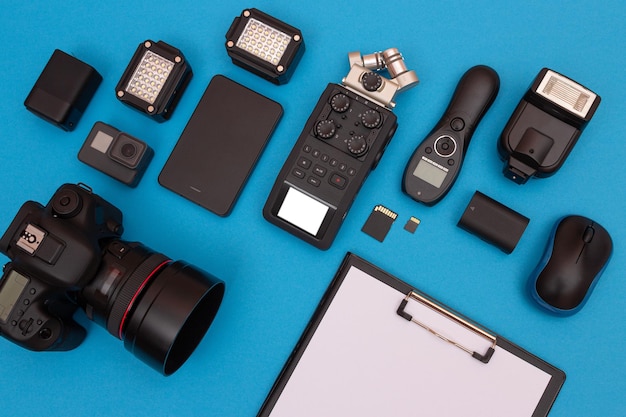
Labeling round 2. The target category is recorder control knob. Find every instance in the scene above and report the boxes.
[361,72,382,92]
[361,109,381,128]
[330,94,350,112]
[315,120,336,139]
[347,135,368,156]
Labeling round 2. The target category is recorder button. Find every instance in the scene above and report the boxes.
[330,94,350,113]
[313,165,327,177]
[347,135,368,156]
[292,168,305,179]
[450,117,465,131]
[329,173,347,190]
[362,72,382,91]
[315,120,336,139]
[297,157,312,169]
[361,109,381,129]
[307,176,321,187]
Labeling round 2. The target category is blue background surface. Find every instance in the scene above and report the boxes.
[1,1,624,415]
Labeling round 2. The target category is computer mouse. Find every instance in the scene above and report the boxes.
[528,215,613,315]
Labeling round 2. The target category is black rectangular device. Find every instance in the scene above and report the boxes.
[159,75,283,216]
[263,49,419,249]
[24,49,102,131]
[457,191,530,254]
[78,122,154,187]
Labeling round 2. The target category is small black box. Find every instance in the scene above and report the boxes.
[457,191,530,254]
[24,49,102,131]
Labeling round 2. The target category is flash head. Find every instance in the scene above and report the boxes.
[343,48,419,108]
[225,8,304,84]
[115,40,192,122]
[498,68,600,184]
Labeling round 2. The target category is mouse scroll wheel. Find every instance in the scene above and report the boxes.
[583,226,595,243]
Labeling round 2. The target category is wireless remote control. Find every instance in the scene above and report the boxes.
[403,65,499,205]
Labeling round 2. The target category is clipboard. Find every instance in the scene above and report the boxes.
[257,253,565,417]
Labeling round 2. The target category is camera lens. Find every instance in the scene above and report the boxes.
[108,134,146,169]
[120,143,137,158]
[79,241,225,375]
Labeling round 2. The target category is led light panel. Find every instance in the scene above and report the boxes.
[236,18,291,66]
[226,8,304,84]
[125,51,174,104]
[115,40,192,122]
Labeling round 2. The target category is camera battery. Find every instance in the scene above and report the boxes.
[457,191,529,254]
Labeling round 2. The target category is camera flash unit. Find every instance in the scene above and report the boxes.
[225,8,304,84]
[115,40,192,122]
[498,68,600,184]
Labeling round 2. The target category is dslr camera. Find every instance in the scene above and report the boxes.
[78,122,154,187]
[0,183,225,375]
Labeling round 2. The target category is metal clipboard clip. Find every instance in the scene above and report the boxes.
[396,291,497,363]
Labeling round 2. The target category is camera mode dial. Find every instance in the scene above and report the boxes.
[51,189,82,219]
[361,72,383,92]
[347,135,368,156]
[315,119,336,139]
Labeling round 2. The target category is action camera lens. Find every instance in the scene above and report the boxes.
[121,143,137,158]
[79,241,225,375]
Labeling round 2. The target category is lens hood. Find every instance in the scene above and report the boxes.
[122,261,225,375]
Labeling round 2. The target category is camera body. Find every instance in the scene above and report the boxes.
[78,122,154,187]
[0,183,225,375]
[263,48,418,249]
[0,183,123,351]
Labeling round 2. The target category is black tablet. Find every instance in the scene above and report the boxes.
[159,75,283,216]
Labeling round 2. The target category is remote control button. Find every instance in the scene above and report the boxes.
[338,163,347,171]
[330,93,350,112]
[434,135,457,157]
[448,159,455,166]
[361,72,382,91]
[303,145,312,153]
[450,117,465,131]
[312,149,321,158]
[321,154,330,162]
[315,120,336,139]
[347,167,357,176]
[347,135,368,156]
[329,173,348,189]
[425,147,432,154]
[361,109,381,128]
[329,159,338,167]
